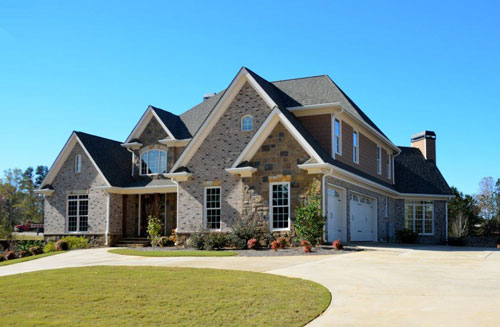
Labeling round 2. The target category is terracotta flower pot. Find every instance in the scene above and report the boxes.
[303,245,312,253]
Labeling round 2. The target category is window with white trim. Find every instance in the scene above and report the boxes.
[353,130,359,164]
[74,154,82,174]
[67,194,88,232]
[333,118,342,155]
[270,182,290,230]
[376,146,382,174]
[386,154,391,179]
[204,187,221,230]
[241,115,253,131]
[140,149,167,175]
[405,200,433,235]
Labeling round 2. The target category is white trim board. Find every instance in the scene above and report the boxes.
[171,67,278,172]
[40,132,111,188]
[125,106,176,143]
[232,107,324,168]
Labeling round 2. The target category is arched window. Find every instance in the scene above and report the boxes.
[241,115,253,131]
[74,154,82,173]
[140,149,167,175]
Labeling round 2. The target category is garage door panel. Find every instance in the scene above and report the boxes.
[350,194,376,242]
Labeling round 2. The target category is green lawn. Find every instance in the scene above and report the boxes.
[1,266,330,327]
[109,248,238,257]
[0,252,62,267]
[10,233,44,241]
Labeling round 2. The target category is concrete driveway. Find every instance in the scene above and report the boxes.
[1,245,499,326]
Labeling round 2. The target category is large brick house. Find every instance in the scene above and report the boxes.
[37,67,453,246]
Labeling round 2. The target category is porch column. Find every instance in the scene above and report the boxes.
[137,194,141,237]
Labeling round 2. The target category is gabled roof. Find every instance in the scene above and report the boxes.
[179,92,224,137]
[150,106,192,139]
[394,147,452,195]
[75,132,135,187]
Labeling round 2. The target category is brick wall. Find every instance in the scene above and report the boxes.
[44,143,108,236]
[176,82,272,233]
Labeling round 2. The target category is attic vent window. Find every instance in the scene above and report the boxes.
[74,154,82,174]
[140,150,167,175]
[241,115,253,131]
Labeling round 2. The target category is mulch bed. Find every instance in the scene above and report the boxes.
[128,245,361,256]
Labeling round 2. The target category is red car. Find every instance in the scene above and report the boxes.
[14,222,44,233]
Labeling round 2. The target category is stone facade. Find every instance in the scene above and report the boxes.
[176,82,272,232]
[243,122,321,235]
[44,143,108,237]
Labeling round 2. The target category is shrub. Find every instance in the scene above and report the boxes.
[189,231,208,250]
[156,236,175,248]
[147,216,162,244]
[271,240,279,251]
[229,215,268,249]
[396,229,418,244]
[16,241,43,256]
[55,239,69,251]
[4,251,16,260]
[276,236,287,249]
[0,256,5,262]
[43,242,56,253]
[205,233,229,251]
[448,237,466,246]
[61,236,89,249]
[332,240,343,250]
[29,246,43,256]
[247,238,258,250]
[294,182,325,246]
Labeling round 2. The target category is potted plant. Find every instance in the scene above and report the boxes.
[301,240,312,253]
[332,239,343,250]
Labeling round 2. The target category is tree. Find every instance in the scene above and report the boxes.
[294,181,325,246]
[34,165,48,187]
[476,177,497,220]
[448,186,480,236]
[0,169,24,226]
[19,167,43,223]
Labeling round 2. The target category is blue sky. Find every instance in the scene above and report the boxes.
[0,1,499,195]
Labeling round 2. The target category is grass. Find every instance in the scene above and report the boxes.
[1,266,331,327]
[109,248,238,257]
[0,252,62,267]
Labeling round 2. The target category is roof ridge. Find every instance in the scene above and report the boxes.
[74,131,122,144]
[149,105,178,116]
[271,74,329,83]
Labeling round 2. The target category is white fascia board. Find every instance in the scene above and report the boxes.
[287,102,343,116]
[171,68,277,172]
[232,108,324,168]
[165,172,192,182]
[394,193,455,200]
[159,138,191,147]
[225,167,257,177]
[121,142,143,149]
[34,189,55,196]
[297,163,331,174]
[125,106,176,143]
[39,133,111,188]
[98,185,178,194]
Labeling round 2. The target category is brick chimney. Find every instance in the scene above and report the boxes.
[411,131,436,162]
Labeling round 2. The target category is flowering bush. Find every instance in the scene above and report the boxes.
[247,238,258,250]
[301,240,312,253]
[300,240,309,246]
[276,236,287,248]
[271,240,279,251]
[332,240,343,250]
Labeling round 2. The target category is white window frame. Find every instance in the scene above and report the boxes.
[352,129,359,164]
[405,200,434,235]
[140,149,168,176]
[74,154,82,174]
[376,146,382,175]
[386,153,391,179]
[241,115,253,131]
[66,194,89,233]
[204,186,221,231]
[269,182,291,231]
[332,116,342,156]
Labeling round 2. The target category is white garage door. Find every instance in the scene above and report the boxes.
[350,193,376,241]
[327,187,346,243]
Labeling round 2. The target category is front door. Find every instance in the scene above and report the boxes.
[327,186,346,242]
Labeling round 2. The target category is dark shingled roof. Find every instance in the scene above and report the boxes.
[125,176,176,188]
[394,147,451,195]
[149,106,192,139]
[179,91,225,137]
[75,131,135,187]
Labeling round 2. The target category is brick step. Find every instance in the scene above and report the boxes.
[114,238,150,247]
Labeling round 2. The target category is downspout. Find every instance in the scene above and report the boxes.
[105,191,110,246]
[322,167,334,242]
[445,201,449,244]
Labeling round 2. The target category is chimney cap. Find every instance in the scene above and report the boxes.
[203,93,216,101]
[411,130,436,142]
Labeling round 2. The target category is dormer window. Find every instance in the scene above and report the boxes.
[241,115,253,131]
[140,149,167,175]
[74,154,82,173]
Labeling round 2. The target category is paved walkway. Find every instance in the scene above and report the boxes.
[1,245,500,326]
